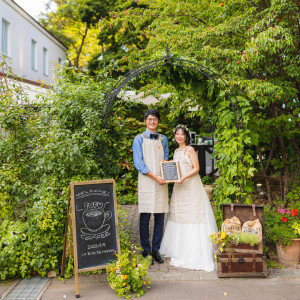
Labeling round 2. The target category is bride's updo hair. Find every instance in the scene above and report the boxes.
[174,125,191,145]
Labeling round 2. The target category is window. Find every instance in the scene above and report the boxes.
[2,19,9,55]
[43,47,48,76]
[31,39,37,70]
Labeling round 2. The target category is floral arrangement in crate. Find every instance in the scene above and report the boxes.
[265,206,299,246]
[106,245,152,298]
[210,215,262,256]
[210,231,260,254]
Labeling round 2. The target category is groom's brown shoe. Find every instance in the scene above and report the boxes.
[152,250,164,264]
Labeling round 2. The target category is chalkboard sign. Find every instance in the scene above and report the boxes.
[69,179,120,297]
[160,161,181,182]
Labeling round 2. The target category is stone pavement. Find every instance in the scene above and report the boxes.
[39,269,300,300]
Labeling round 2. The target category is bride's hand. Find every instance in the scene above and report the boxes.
[176,177,185,184]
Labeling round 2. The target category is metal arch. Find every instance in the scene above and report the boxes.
[100,46,245,196]
[103,58,169,122]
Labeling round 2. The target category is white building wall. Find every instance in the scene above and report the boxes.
[0,0,67,85]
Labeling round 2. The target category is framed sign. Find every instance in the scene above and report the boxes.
[69,179,120,298]
[160,161,181,182]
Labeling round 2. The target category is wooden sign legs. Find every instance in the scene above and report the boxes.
[61,199,70,277]
[61,193,80,297]
[75,268,80,298]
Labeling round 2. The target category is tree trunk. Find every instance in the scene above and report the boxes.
[290,137,300,158]
[256,146,273,207]
[278,134,290,206]
[265,138,276,174]
[74,25,89,70]
[279,169,284,202]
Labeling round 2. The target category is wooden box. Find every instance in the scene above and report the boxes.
[216,204,267,278]
[217,252,267,277]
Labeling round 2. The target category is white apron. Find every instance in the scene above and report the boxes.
[169,148,208,223]
[160,147,218,271]
[138,132,169,213]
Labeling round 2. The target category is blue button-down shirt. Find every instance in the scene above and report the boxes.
[132,129,169,175]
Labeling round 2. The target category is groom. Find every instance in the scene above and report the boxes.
[132,109,169,264]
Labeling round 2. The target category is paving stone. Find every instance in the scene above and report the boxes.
[149,264,160,271]
[197,270,218,280]
[161,271,182,281]
[181,271,200,280]
[159,266,169,272]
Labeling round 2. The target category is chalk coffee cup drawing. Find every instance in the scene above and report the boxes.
[78,202,112,235]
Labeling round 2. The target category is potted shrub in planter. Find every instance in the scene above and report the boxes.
[265,207,300,264]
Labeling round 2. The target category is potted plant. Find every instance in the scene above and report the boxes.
[265,206,300,264]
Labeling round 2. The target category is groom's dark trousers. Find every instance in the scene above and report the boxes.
[140,213,164,252]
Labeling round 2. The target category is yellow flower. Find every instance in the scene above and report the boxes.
[132,263,136,267]
[120,257,123,261]
[122,275,128,280]
[221,232,227,240]
[143,281,146,285]
[110,267,113,272]
[123,282,126,286]
[133,258,136,261]
[119,263,123,267]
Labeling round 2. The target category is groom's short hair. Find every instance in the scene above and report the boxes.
[144,109,160,121]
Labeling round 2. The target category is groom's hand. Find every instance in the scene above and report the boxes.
[155,176,167,185]
[146,171,167,185]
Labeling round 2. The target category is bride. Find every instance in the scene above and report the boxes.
[160,125,218,271]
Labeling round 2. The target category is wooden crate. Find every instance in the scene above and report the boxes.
[216,204,267,277]
[217,252,267,278]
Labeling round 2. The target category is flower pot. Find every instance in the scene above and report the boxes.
[276,239,300,264]
[204,185,215,201]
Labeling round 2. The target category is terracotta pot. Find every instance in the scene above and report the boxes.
[276,239,300,264]
[204,185,215,201]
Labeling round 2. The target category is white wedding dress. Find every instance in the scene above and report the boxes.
[160,147,218,271]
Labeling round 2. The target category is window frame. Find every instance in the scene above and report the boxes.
[31,39,37,71]
[2,18,10,56]
[43,47,48,76]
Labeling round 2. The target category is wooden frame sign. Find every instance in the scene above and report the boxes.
[70,179,120,298]
[160,161,181,182]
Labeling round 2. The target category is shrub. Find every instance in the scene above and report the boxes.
[106,245,152,298]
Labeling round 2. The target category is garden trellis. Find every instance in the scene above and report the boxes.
[100,45,246,200]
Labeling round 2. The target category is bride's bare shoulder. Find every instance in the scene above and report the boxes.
[186,146,195,152]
